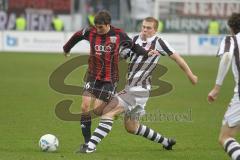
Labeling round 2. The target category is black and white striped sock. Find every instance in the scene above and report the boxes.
[87,118,113,149]
[135,124,169,146]
[224,138,240,160]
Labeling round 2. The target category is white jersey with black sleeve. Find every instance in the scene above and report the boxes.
[117,34,176,116]
[216,33,240,95]
[126,35,175,90]
[216,33,240,128]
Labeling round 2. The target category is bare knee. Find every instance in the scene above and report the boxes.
[125,124,137,134]
[81,102,90,113]
[81,91,96,113]
[81,97,91,113]
[124,119,139,134]
[102,101,124,119]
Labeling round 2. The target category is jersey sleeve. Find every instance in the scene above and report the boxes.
[155,38,175,56]
[215,36,235,85]
[217,36,233,57]
[119,32,148,56]
[215,51,233,86]
[63,28,89,53]
[119,35,139,59]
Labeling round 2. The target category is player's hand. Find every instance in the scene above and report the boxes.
[207,85,220,103]
[189,74,198,85]
[148,50,160,56]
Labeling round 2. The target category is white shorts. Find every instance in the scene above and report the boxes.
[116,86,149,118]
[222,93,240,127]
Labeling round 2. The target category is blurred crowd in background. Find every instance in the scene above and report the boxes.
[0,0,239,34]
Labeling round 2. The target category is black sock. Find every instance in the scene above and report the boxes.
[80,114,92,143]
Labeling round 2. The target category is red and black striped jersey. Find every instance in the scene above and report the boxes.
[63,26,148,82]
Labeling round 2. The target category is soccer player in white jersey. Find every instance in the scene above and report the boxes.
[208,13,240,160]
[79,17,198,153]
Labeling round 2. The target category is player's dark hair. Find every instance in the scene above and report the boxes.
[144,17,159,31]
[228,13,240,34]
[94,10,111,25]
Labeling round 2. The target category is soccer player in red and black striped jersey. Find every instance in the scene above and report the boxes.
[63,10,157,147]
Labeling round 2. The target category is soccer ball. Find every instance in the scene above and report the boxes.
[39,134,59,152]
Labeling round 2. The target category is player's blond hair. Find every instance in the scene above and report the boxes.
[143,17,159,31]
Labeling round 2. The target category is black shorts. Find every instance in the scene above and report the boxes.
[83,79,117,103]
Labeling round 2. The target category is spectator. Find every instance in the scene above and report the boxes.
[87,8,95,27]
[158,20,164,33]
[15,14,26,31]
[52,15,64,31]
[208,18,220,35]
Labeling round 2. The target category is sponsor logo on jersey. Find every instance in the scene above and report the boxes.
[110,36,117,43]
[94,43,115,53]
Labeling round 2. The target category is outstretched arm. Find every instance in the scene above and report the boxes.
[208,52,233,103]
[170,53,198,85]
[63,29,87,57]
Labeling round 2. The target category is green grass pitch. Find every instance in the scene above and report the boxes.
[0,52,235,160]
